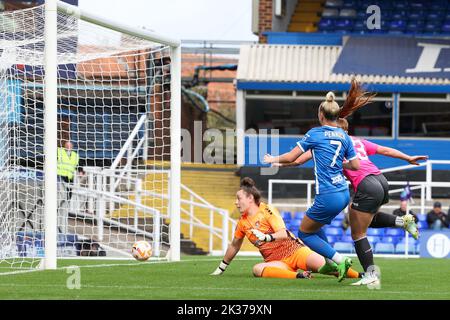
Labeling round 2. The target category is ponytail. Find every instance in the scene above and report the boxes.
[339,77,376,119]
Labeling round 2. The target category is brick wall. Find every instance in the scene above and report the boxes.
[258,0,273,43]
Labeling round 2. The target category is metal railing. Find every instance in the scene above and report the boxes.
[69,167,232,256]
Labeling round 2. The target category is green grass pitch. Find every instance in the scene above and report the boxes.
[0,256,449,300]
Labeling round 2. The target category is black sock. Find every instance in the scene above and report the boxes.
[369,212,396,228]
[354,237,374,272]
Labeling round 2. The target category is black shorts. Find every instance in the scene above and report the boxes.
[351,174,389,214]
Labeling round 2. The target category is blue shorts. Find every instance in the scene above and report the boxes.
[306,189,350,225]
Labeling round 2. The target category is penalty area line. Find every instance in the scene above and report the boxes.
[0,269,41,276]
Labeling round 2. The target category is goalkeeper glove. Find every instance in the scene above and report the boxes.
[210,260,229,276]
[250,229,275,242]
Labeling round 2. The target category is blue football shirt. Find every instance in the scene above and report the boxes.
[297,125,357,194]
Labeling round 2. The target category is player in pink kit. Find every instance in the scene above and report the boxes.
[271,79,428,287]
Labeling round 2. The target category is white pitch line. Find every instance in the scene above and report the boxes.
[0,269,41,276]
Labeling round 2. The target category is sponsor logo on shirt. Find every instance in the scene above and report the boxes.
[331,174,344,185]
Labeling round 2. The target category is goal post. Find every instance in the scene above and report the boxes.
[43,0,58,270]
[54,1,182,265]
[0,0,181,271]
[56,1,182,265]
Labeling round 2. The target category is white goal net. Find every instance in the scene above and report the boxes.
[0,2,180,270]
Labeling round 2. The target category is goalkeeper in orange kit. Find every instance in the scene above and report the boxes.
[211,177,362,281]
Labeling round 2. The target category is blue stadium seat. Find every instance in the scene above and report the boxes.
[327,235,338,245]
[352,20,366,32]
[330,220,343,228]
[417,214,427,222]
[326,227,343,237]
[385,228,403,237]
[335,19,354,31]
[390,10,407,19]
[397,237,418,247]
[417,221,428,229]
[367,229,383,236]
[375,243,395,254]
[392,1,409,10]
[293,211,304,220]
[318,18,335,31]
[395,243,416,254]
[380,10,393,21]
[424,22,441,34]
[389,19,407,31]
[342,0,356,9]
[336,212,345,220]
[322,8,340,19]
[282,211,292,222]
[344,227,352,236]
[358,0,373,8]
[289,219,301,232]
[426,11,445,21]
[430,3,448,11]
[367,236,381,245]
[409,1,425,10]
[341,235,354,243]
[408,10,425,20]
[325,0,344,9]
[377,1,393,11]
[334,242,354,253]
[406,21,425,34]
[356,10,368,20]
[388,30,406,35]
[442,21,450,33]
[367,28,388,34]
[381,236,397,244]
[339,9,357,19]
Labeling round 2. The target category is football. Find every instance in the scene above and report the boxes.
[131,240,152,261]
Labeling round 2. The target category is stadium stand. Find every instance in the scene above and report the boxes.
[290,0,450,35]
[333,241,354,253]
[374,242,395,254]
[281,210,426,255]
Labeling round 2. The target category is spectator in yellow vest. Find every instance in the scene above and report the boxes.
[57,141,79,189]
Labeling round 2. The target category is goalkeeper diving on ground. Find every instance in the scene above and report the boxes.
[210,177,363,280]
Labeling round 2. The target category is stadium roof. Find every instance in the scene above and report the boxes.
[236,44,450,93]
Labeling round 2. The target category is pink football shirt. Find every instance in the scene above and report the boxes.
[343,137,382,192]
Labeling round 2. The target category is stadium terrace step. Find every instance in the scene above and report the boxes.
[290,13,321,23]
[288,23,318,32]
[290,0,324,33]
[296,1,324,12]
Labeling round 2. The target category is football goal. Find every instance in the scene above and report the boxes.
[0,0,181,271]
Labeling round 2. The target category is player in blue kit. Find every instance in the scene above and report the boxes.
[264,91,360,282]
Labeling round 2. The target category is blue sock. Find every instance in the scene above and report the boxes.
[298,230,337,260]
[315,228,329,243]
